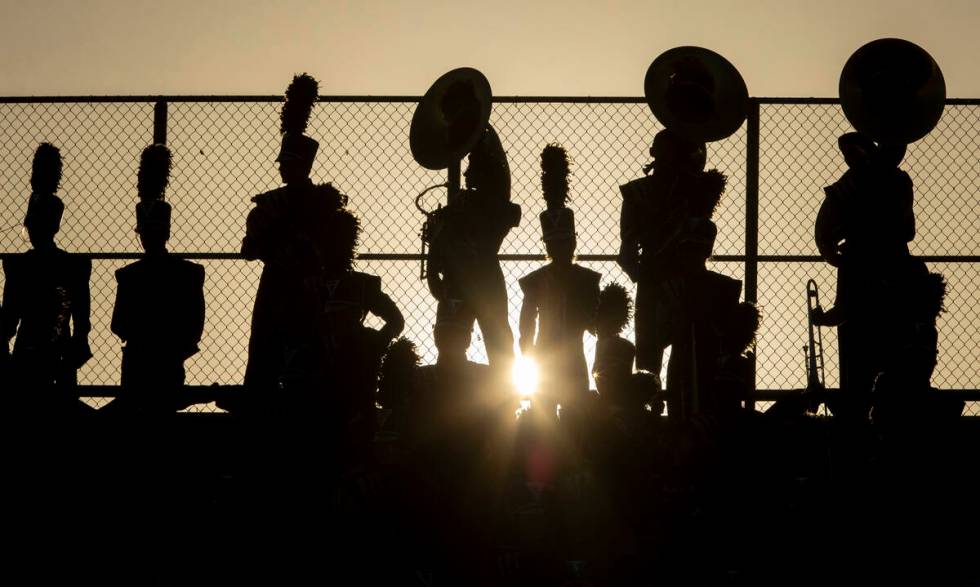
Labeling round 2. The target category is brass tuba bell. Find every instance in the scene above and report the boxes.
[839,38,946,145]
[644,46,749,143]
[410,67,492,171]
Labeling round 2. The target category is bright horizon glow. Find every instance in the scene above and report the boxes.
[512,355,540,397]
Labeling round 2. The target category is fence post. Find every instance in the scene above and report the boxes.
[153,100,168,145]
[745,99,760,410]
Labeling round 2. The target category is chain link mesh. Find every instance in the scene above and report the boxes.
[0,98,976,413]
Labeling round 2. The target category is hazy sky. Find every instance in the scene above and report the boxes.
[1,0,977,97]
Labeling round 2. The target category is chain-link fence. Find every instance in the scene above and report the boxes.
[1,96,977,409]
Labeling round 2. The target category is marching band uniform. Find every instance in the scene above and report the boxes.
[816,133,924,413]
[238,74,348,400]
[2,143,92,410]
[425,127,520,372]
[107,144,205,413]
[299,209,404,463]
[519,204,601,411]
[593,283,636,403]
[618,130,708,378]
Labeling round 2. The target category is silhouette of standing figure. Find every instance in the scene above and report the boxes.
[519,144,600,414]
[2,143,92,412]
[301,208,404,464]
[593,283,635,402]
[814,133,923,418]
[234,73,347,411]
[618,129,707,385]
[655,169,741,423]
[425,127,520,374]
[103,144,205,414]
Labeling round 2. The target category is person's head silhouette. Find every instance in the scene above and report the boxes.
[433,302,472,365]
[378,337,421,410]
[319,208,360,274]
[645,129,706,175]
[541,205,576,265]
[597,283,633,339]
[464,127,509,198]
[24,143,64,249]
[838,132,877,169]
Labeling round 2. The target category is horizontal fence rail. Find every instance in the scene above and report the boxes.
[1,95,977,413]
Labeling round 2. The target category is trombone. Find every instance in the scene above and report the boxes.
[804,279,826,391]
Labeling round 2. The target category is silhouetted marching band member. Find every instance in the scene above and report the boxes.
[425,127,520,375]
[235,73,347,408]
[815,133,924,418]
[871,272,962,428]
[709,302,760,419]
[618,129,707,385]
[377,337,421,437]
[2,143,92,411]
[657,170,741,423]
[593,283,635,402]
[519,147,600,414]
[104,144,205,414]
[303,208,404,460]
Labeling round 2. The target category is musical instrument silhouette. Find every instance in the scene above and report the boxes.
[409,68,493,279]
[804,279,826,392]
[839,38,946,145]
[645,46,749,143]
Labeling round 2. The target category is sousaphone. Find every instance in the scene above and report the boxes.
[839,38,945,145]
[644,46,749,143]
[409,67,493,278]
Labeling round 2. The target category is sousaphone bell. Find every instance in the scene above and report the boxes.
[409,67,493,278]
[644,46,749,143]
[839,38,946,145]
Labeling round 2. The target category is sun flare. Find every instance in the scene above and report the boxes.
[512,355,540,397]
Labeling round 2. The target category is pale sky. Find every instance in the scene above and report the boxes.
[1,0,977,97]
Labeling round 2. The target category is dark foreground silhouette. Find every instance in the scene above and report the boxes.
[1,387,976,585]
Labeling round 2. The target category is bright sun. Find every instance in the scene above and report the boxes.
[512,355,540,397]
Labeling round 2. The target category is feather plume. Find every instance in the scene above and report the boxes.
[690,169,727,217]
[280,73,319,136]
[540,143,570,209]
[137,144,172,201]
[598,282,633,335]
[31,142,63,196]
[725,302,761,355]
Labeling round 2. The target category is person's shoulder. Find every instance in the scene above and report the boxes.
[172,257,206,282]
[619,176,654,202]
[2,251,25,272]
[573,264,602,282]
[614,335,636,352]
[519,266,548,290]
[349,271,382,292]
[115,259,144,282]
[251,186,287,206]
[62,250,91,272]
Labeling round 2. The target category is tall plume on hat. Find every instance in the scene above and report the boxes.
[136,144,173,235]
[31,142,63,196]
[540,143,570,210]
[280,73,319,137]
[137,143,172,202]
[538,142,574,241]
